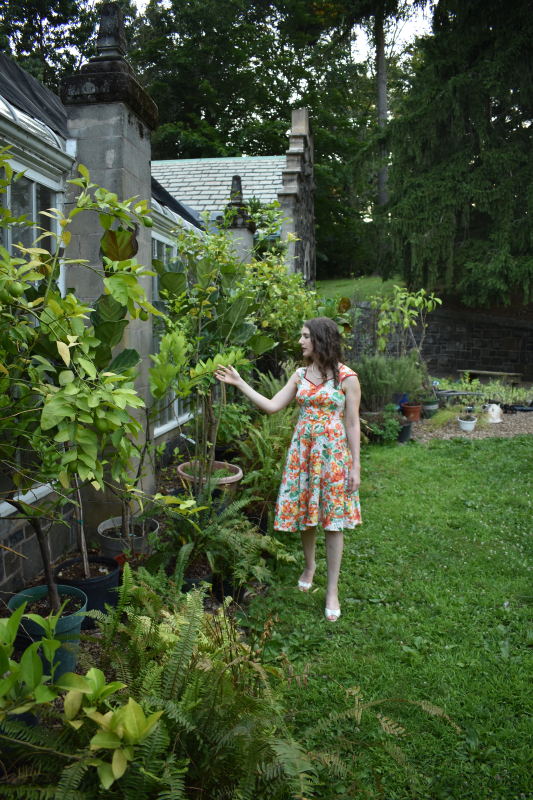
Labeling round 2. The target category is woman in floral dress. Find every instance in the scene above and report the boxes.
[215,317,361,621]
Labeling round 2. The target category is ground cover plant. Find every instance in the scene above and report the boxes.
[243,434,533,799]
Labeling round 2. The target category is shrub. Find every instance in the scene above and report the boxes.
[350,354,423,411]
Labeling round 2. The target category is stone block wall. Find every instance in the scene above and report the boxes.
[346,304,533,381]
[421,308,533,379]
[0,502,76,602]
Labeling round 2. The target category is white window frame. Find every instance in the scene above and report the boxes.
[151,231,193,438]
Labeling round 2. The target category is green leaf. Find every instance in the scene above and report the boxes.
[54,673,92,693]
[108,349,141,374]
[34,684,58,703]
[228,297,248,323]
[249,334,276,356]
[20,646,43,690]
[103,276,129,306]
[6,603,26,643]
[59,370,75,386]
[112,748,128,779]
[97,762,116,790]
[92,295,127,324]
[100,229,137,262]
[94,320,129,349]
[78,358,96,379]
[152,258,165,277]
[91,731,123,750]
[159,272,186,299]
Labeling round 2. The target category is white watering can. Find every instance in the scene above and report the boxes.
[485,403,503,424]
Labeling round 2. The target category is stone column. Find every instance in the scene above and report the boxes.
[277,108,316,283]
[59,2,158,537]
[217,176,256,263]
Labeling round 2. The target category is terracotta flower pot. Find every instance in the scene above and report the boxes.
[177,460,243,495]
[401,402,422,422]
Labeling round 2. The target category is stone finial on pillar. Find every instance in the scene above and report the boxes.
[277,108,316,283]
[59,2,157,130]
[95,3,128,59]
[217,176,256,264]
[229,175,244,207]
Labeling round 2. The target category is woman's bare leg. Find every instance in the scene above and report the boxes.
[299,526,317,587]
[324,530,343,619]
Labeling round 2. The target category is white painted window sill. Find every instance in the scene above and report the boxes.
[0,483,54,519]
[153,413,193,439]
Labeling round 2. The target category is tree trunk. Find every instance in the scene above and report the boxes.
[6,500,61,613]
[375,10,388,207]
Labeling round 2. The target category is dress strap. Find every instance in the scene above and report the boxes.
[339,364,357,385]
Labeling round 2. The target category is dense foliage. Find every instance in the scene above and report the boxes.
[387,0,533,307]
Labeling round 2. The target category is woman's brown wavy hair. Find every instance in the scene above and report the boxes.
[303,316,343,386]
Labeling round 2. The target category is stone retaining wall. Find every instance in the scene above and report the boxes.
[422,308,533,379]
[348,303,533,381]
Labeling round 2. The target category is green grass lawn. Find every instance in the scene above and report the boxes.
[315,275,404,302]
[244,436,533,799]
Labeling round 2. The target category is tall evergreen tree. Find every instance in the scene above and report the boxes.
[387,0,533,307]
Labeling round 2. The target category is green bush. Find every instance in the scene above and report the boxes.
[350,354,423,411]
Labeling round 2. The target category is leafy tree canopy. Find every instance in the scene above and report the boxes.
[386,0,533,307]
[0,0,137,92]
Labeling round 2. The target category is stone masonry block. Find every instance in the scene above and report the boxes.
[48,521,74,563]
[20,535,44,582]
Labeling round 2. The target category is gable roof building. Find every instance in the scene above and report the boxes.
[151,109,316,281]
[151,156,286,215]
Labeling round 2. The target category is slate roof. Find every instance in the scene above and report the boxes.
[151,177,202,229]
[0,53,68,140]
[151,156,286,213]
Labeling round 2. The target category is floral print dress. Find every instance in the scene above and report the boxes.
[274,364,362,532]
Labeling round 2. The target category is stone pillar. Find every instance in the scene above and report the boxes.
[59,3,158,537]
[277,108,316,283]
[217,176,256,263]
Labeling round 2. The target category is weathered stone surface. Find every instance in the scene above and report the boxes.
[347,304,533,380]
[277,108,315,282]
[59,3,158,131]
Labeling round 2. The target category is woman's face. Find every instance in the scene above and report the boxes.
[299,326,313,358]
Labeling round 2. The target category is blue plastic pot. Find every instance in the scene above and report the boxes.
[8,584,87,679]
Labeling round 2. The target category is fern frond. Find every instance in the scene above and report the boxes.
[173,542,194,588]
[161,589,204,701]
[268,738,315,800]
[54,760,89,800]
[377,713,405,737]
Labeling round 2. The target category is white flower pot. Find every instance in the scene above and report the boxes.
[457,416,477,432]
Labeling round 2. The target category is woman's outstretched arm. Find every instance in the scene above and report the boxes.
[214,366,299,415]
[343,375,361,494]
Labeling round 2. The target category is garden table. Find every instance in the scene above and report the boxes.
[457,369,522,386]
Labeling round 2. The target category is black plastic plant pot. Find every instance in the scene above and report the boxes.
[53,556,120,629]
[246,508,269,536]
[182,571,213,593]
[397,422,412,444]
[212,574,246,604]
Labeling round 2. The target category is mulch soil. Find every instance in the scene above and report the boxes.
[55,560,114,581]
[24,593,84,617]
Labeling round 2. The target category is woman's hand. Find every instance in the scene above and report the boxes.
[347,468,360,494]
[214,365,243,387]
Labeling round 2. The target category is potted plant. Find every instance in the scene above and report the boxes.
[152,207,277,497]
[214,401,252,461]
[457,412,477,432]
[401,400,422,422]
